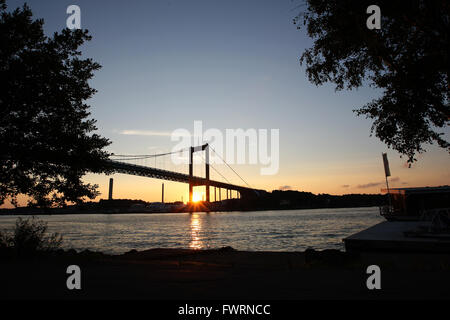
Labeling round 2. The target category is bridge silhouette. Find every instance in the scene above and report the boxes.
[107,143,266,202]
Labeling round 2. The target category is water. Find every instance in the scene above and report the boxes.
[0,207,384,254]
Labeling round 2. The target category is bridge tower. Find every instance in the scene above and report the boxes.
[189,143,210,203]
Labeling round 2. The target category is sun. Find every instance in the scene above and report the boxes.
[192,191,203,203]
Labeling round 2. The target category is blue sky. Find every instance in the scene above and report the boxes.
[5,0,449,203]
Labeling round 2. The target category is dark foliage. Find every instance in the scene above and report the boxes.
[266,190,387,209]
[0,1,111,207]
[0,216,62,257]
[295,0,449,163]
[224,190,387,211]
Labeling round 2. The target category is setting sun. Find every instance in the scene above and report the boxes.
[192,191,204,203]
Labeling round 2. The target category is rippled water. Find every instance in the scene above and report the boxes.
[0,207,384,253]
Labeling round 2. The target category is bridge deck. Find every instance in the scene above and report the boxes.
[106,160,264,195]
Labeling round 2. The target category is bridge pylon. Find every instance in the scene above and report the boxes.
[189,143,210,203]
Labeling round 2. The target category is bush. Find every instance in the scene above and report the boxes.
[0,217,62,257]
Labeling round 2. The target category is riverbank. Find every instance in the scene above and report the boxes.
[0,191,387,215]
[0,203,383,215]
[2,247,450,299]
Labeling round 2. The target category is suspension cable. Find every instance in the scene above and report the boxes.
[110,145,252,189]
[209,146,251,188]
[199,152,231,184]
[110,147,189,160]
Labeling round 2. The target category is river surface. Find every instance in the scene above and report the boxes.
[0,207,384,254]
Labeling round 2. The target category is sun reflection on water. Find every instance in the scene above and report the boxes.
[189,213,203,249]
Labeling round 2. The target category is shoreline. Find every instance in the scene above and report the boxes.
[0,205,380,216]
[2,246,450,299]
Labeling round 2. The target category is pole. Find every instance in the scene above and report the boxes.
[189,146,194,203]
[385,175,392,210]
[205,144,210,202]
[108,178,114,200]
[382,153,392,212]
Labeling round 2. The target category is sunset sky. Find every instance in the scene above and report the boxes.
[4,0,449,207]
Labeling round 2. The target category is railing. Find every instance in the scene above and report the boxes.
[419,208,450,233]
[379,205,394,217]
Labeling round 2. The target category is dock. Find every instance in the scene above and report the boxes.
[344,221,450,253]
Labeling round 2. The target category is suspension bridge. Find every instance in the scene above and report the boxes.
[106,143,266,202]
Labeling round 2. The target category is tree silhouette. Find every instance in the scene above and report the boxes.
[295,0,449,163]
[0,1,111,207]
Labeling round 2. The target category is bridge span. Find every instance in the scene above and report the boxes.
[106,143,266,202]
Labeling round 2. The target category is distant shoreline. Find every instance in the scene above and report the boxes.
[0,192,387,215]
[0,204,381,216]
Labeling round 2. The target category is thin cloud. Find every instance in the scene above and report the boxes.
[279,185,292,191]
[357,177,401,189]
[357,182,383,189]
[341,184,350,188]
[120,130,173,137]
